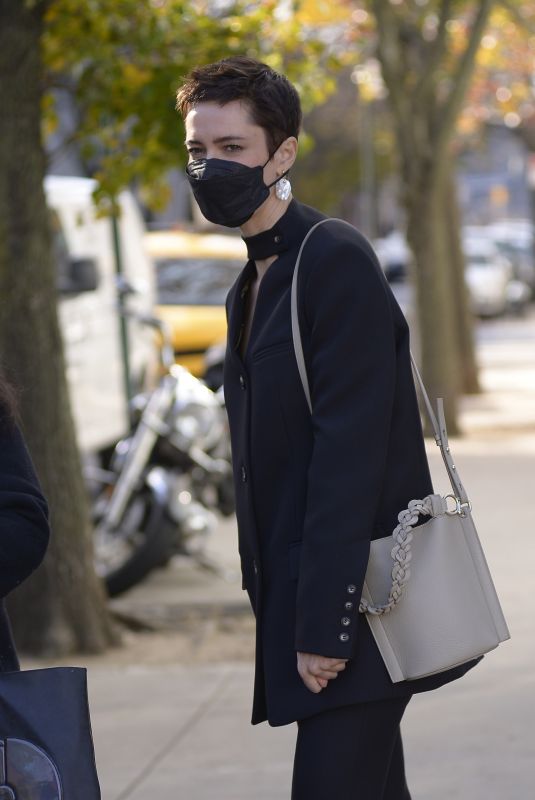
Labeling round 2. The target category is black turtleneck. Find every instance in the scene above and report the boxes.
[241,199,297,261]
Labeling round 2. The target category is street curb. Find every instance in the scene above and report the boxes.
[109,599,253,632]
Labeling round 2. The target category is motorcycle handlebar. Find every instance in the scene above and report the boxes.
[115,305,176,371]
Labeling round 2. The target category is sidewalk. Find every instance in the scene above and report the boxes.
[25,312,535,799]
[460,311,535,438]
[107,309,535,631]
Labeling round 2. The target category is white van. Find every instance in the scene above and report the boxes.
[44,175,157,453]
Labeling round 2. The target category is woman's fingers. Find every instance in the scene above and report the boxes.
[315,669,339,680]
[325,661,347,672]
[315,659,347,678]
[297,652,349,693]
[314,657,346,669]
[302,673,323,693]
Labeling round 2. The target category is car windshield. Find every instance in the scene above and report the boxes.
[467,255,493,266]
[495,239,531,257]
[156,257,245,305]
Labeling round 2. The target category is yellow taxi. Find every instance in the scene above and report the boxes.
[145,230,247,376]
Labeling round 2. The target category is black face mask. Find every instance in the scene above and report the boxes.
[185,154,284,228]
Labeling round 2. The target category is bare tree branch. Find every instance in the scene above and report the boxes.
[433,0,494,168]
[371,0,415,172]
[414,0,453,104]
[371,1,404,112]
[498,0,535,34]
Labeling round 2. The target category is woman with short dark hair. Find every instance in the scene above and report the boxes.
[0,374,50,671]
[176,56,481,799]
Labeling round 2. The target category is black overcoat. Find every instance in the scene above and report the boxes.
[0,413,50,670]
[223,199,481,727]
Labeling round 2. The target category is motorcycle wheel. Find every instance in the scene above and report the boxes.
[93,488,175,597]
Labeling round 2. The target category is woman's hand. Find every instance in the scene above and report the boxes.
[297,652,348,693]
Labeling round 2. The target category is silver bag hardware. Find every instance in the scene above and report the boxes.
[290,218,510,682]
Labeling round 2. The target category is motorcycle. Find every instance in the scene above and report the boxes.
[87,306,235,597]
[203,339,226,391]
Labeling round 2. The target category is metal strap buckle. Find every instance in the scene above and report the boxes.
[444,494,472,516]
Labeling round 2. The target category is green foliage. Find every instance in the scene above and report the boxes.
[42,0,344,212]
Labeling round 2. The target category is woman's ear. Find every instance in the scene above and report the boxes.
[275,136,298,176]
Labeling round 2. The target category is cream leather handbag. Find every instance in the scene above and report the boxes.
[291,219,510,683]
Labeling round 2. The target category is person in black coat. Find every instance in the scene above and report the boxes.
[0,382,50,671]
[177,56,482,799]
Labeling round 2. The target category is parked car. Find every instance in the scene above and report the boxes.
[486,220,535,298]
[462,234,514,317]
[145,230,247,376]
[373,230,410,282]
[45,175,157,454]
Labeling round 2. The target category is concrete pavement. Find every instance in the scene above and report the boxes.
[24,311,535,799]
[48,439,531,800]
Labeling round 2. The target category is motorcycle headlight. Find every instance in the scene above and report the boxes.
[173,402,223,450]
[169,364,225,451]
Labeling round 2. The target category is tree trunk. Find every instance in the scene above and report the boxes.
[0,0,118,655]
[442,157,481,395]
[404,163,461,436]
[370,0,493,437]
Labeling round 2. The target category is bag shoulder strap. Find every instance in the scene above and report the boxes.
[290,217,469,505]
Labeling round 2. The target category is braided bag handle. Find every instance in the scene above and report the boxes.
[290,218,469,616]
[359,496,440,616]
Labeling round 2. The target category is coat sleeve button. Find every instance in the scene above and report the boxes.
[347,584,357,594]
[339,633,350,642]
[341,617,351,626]
[239,374,246,389]
[344,601,354,611]
[241,464,247,482]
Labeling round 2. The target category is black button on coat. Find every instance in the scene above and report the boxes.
[0,414,50,670]
[223,199,481,727]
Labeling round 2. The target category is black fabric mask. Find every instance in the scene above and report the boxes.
[185,155,283,228]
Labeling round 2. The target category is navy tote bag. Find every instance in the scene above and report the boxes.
[0,665,101,798]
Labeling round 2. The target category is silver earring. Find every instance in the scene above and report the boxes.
[275,176,291,201]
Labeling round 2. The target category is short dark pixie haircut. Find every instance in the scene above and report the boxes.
[176,56,302,155]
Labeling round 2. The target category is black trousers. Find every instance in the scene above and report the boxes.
[291,695,412,800]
